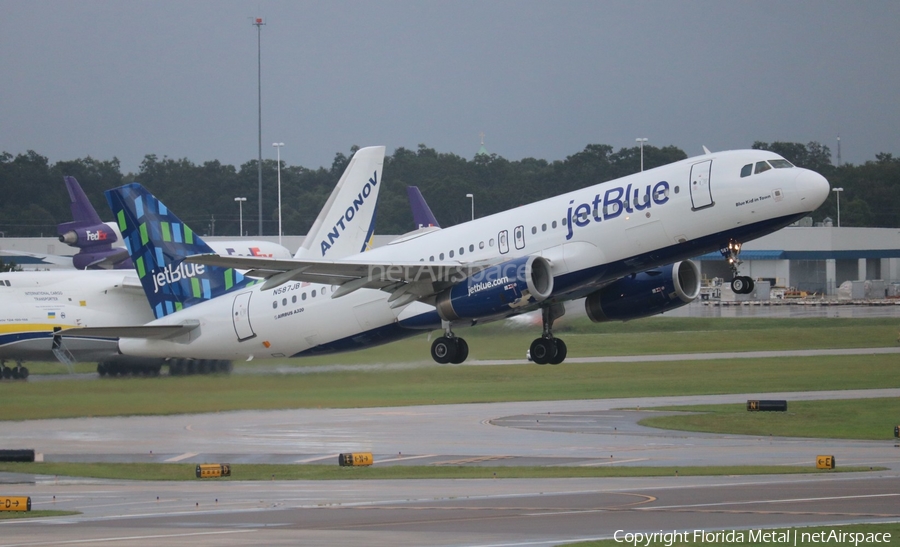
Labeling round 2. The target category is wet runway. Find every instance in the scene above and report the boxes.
[1,388,899,546]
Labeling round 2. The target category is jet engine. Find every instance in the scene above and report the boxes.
[584,260,701,323]
[436,255,554,321]
[58,223,119,247]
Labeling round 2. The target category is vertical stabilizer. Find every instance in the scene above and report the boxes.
[57,176,131,269]
[406,186,441,229]
[294,146,385,259]
[105,183,255,319]
[63,176,104,225]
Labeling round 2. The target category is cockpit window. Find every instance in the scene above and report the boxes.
[769,159,794,169]
[754,161,772,174]
[740,164,752,178]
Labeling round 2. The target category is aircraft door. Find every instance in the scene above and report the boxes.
[232,292,256,341]
[690,160,714,210]
[514,225,526,250]
[498,230,510,254]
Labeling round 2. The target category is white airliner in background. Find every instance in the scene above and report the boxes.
[78,146,830,366]
[0,165,338,379]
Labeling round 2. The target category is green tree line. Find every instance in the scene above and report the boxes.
[0,142,896,239]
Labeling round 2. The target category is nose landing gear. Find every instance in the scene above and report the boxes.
[721,239,755,295]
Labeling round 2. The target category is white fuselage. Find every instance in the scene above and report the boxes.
[0,270,153,361]
[119,150,829,361]
[0,240,291,363]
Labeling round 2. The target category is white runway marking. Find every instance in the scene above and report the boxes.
[374,454,437,464]
[639,492,900,511]
[164,452,198,462]
[293,453,339,463]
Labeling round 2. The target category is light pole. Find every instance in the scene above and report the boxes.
[234,197,247,236]
[466,193,474,221]
[636,138,648,172]
[832,187,843,227]
[273,142,284,245]
[253,16,265,236]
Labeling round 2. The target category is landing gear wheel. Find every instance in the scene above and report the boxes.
[1,367,11,380]
[548,338,567,365]
[731,276,755,294]
[529,338,558,365]
[431,336,458,364]
[450,338,469,364]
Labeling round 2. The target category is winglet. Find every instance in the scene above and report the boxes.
[294,146,385,259]
[105,183,255,319]
[406,186,441,229]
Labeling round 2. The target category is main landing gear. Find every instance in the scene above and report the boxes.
[721,239,755,295]
[0,359,29,380]
[431,321,469,364]
[529,303,567,365]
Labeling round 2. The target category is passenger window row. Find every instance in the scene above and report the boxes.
[272,285,328,309]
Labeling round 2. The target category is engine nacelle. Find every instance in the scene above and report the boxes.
[58,223,119,247]
[585,260,701,323]
[436,255,554,321]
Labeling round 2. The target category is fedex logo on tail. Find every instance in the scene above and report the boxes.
[320,171,379,257]
[86,230,108,241]
[565,181,670,240]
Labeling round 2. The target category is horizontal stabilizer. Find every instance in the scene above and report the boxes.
[60,323,199,340]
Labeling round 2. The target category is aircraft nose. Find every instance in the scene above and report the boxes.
[795,168,830,209]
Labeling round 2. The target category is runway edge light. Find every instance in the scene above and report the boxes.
[816,455,835,469]
[0,497,31,512]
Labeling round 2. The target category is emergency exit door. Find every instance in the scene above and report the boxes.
[232,292,256,341]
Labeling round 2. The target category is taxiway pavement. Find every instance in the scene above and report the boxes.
[1,389,898,546]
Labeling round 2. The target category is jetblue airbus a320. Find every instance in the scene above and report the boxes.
[71,146,829,366]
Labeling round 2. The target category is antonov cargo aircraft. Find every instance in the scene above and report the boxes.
[76,146,829,366]
[0,156,369,379]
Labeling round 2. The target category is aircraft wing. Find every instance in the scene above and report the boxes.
[0,249,75,268]
[79,247,131,269]
[183,253,492,304]
[59,323,199,340]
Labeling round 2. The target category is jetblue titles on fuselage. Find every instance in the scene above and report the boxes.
[565,180,670,240]
[320,171,379,256]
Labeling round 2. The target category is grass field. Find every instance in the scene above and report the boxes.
[5,317,899,422]
[0,462,876,482]
[4,353,899,420]
[20,316,900,374]
[0,510,80,521]
[639,398,900,440]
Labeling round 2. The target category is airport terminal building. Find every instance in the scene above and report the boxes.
[694,225,900,296]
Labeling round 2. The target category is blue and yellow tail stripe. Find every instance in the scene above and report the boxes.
[361,203,378,252]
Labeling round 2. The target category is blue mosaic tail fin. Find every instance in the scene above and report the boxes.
[105,183,255,319]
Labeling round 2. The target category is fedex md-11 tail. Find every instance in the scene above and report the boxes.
[106,183,255,319]
[57,176,131,269]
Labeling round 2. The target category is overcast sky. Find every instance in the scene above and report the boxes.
[3,1,898,174]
